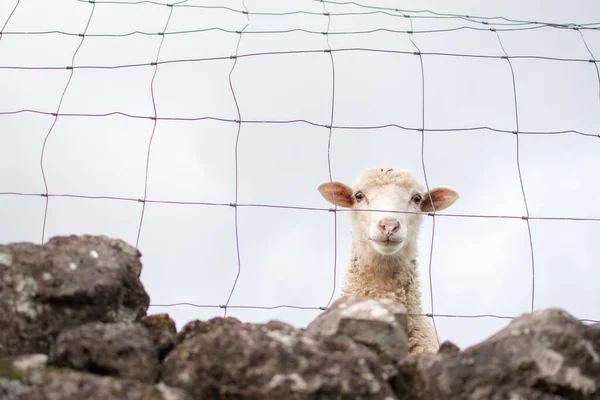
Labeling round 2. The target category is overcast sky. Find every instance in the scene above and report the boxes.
[1,0,599,349]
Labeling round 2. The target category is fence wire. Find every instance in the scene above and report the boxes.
[38,3,95,245]
[223,0,249,317]
[1,0,599,333]
[135,2,173,248]
[321,0,339,310]
[0,49,598,71]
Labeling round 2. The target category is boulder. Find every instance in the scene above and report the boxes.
[162,317,397,399]
[141,314,178,360]
[0,235,150,357]
[0,365,189,400]
[3,235,599,399]
[0,354,47,400]
[175,316,242,345]
[49,321,159,383]
[394,308,600,399]
[307,296,409,364]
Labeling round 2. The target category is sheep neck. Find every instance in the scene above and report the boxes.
[341,237,424,315]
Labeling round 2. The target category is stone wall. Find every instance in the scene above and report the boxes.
[0,235,598,399]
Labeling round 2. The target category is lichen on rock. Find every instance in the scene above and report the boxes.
[0,235,150,357]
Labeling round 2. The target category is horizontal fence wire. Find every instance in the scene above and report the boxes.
[0,25,588,38]
[146,303,600,324]
[61,0,600,30]
[0,111,599,138]
[1,0,599,338]
[0,49,598,71]
[5,1,598,38]
[1,192,600,222]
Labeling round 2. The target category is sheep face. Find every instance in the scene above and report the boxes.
[318,168,459,256]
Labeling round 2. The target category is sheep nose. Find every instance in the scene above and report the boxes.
[378,218,400,236]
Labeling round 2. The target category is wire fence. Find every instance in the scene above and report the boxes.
[1,0,600,339]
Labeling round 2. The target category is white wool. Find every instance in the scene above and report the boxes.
[319,167,459,354]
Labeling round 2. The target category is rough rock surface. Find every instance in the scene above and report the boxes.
[162,317,397,400]
[394,308,600,400]
[0,235,149,357]
[0,366,189,400]
[49,321,159,383]
[175,316,242,345]
[141,314,178,360]
[2,235,600,400]
[307,297,409,364]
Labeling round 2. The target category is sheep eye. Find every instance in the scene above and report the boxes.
[412,194,422,204]
[354,191,364,201]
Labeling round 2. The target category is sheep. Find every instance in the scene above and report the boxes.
[317,167,459,354]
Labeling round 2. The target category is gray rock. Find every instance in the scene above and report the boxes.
[0,235,150,357]
[588,323,600,343]
[0,356,44,400]
[437,341,460,355]
[1,366,190,400]
[49,321,160,383]
[175,316,242,345]
[0,378,32,400]
[162,317,397,399]
[307,296,409,364]
[141,314,178,360]
[10,354,48,373]
[394,308,600,400]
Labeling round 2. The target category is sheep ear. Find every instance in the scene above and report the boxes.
[317,181,355,208]
[421,187,459,212]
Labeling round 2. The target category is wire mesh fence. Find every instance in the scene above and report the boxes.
[1,0,599,346]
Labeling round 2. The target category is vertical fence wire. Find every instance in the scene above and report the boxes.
[0,0,20,42]
[223,0,250,317]
[407,16,440,347]
[493,29,536,312]
[576,29,600,104]
[39,2,96,244]
[322,1,339,309]
[136,4,175,248]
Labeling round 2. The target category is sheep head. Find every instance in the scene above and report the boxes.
[318,168,459,256]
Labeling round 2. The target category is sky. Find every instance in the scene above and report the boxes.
[1,0,599,350]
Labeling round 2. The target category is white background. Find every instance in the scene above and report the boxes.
[1,0,599,349]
